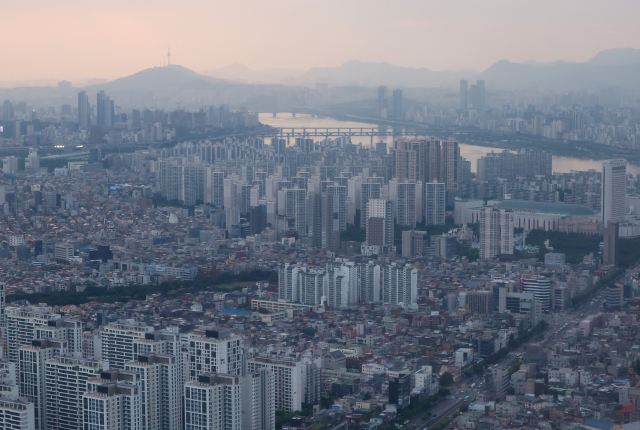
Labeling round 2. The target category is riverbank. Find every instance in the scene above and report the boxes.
[332,113,640,165]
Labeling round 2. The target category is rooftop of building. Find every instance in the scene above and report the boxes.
[494,200,596,216]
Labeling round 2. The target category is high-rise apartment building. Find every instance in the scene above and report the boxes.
[284,187,307,234]
[35,318,83,357]
[0,397,34,430]
[366,199,393,248]
[327,184,347,232]
[125,353,182,430]
[44,356,108,430]
[19,339,67,430]
[479,207,514,259]
[246,357,305,412]
[187,329,243,380]
[425,180,445,225]
[184,373,242,430]
[382,263,418,306]
[361,182,382,226]
[242,369,276,430]
[358,261,381,303]
[82,370,142,430]
[601,159,627,226]
[205,169,225,207]
[6,306,61,365]
[396,181,416,227]
[99,320,155,369]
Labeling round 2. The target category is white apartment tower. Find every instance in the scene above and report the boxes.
[0,397,34,430]
[396,181,416,227]
[187,329,243,381]
[99,320,155,369]
[18,339,67,430]
[382,263,418,306]
[425,180,445,225]
[284,187,307,234]
[125,354,182,430]
[246,357,304,412]
[602,159,627,226]
[184,374,242,430]
[479,206,514,259]
[44,356,108,430]
[6,306,61,365]
[83,370,142,430]
[242,369,276,430]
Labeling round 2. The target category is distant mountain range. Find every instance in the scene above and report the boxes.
[202,47,640,90]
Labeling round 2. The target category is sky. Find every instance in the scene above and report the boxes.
[1,0,640,84]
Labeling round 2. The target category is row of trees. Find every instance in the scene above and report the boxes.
[463,321,549,378]
[572,267,624,306]
[7,269,278,307]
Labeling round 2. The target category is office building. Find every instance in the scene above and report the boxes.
[78,91,90,130]
[99,320,155,369]
[466,290,493,314]
[520,274,551,312]
[392,89,403,119]
[425,180,445,225]
[54,243,75,262]
[605,284,624,311]
[601,159,626,226]
[184,373,242,430]
[125,354,182,430]
[460,80,468,111]
[44,356,108,430]
[378,86,387,117]
[470,80,485,111]
[97,91,114,131]
[187,329,243,380]
[19,339,67,430]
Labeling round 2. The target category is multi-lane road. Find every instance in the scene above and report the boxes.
[409,265,638,430]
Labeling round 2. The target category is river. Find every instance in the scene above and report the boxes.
[259,113,640,175]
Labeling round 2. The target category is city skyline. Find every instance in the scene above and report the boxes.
[2,0,640,84]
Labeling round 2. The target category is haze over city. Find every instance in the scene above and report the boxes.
[2,2,640,430]
[2,0,640,85]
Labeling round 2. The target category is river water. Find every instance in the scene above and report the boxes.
[259,113,640,175]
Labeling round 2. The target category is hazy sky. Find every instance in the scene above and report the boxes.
[2,0,640,83]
